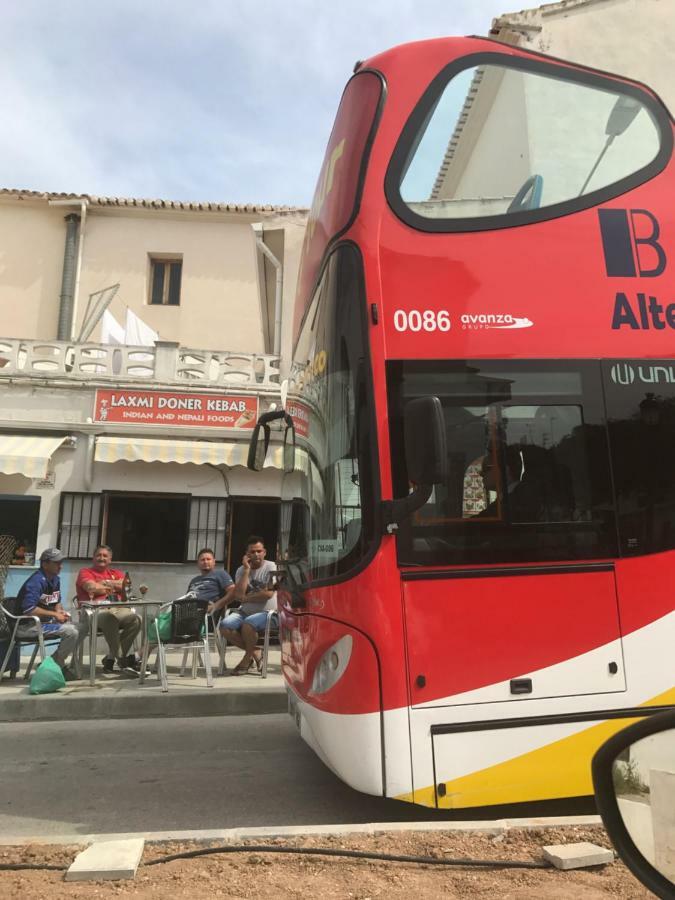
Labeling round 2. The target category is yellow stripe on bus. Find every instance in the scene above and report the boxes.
[396,688,675,809]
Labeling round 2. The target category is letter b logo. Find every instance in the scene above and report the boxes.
[598,209,667,277]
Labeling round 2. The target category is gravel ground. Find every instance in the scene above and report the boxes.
[0,826,652,898]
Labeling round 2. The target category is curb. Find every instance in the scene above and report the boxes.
[0,685,287,722]
[0,816,603,846]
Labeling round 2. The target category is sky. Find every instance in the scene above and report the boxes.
[0,1,516,207]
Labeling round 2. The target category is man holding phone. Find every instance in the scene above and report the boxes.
[218,536,276,675]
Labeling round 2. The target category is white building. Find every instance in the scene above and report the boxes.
[491,0,675,114]
[0,189,307,601]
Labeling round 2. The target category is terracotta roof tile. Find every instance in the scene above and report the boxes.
[0,187,307,215]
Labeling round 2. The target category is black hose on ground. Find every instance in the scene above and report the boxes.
[143,843,550,870]
[0,863,65,871]
[0,843,552,872]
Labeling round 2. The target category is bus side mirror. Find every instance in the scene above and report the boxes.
[247,422,270,471]
[592,709,675,899]
[381,395,447,534]
[283,419,296,474]
[404,396,448,485]
[246,409,296,472]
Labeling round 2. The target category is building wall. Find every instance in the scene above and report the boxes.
[0,193,307,607]
[0,200,69,340]
[494,0,675,114]
[78,209,266,353]
[0,194,308,356]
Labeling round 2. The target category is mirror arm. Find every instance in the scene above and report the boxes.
[381,483,432,534]
[273,560,307,610]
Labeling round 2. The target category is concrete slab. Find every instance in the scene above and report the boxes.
[0,648,286,722]
[543,841,615,869]
[65,838,145,881]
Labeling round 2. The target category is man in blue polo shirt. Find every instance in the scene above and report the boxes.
[17,548,87,681]
[187,547,235,613]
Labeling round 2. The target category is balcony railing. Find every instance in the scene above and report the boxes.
[0,338,280,389]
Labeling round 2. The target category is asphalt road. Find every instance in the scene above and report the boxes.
[1,715,595,837]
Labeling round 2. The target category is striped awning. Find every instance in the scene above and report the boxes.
[94,437,322,493]
[0,434,68,478]
[95,436,253,467]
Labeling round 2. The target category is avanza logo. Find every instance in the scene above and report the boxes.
[610,362,675,385]
[460,313,533,330]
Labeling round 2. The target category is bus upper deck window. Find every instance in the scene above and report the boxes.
[388,56,669,232]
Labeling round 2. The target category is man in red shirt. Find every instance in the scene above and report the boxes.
[76,544,142,676]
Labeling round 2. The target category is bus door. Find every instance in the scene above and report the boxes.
[388,360,626,709]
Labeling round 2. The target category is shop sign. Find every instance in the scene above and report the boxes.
[287,400,310,438]
[93,390,258,429]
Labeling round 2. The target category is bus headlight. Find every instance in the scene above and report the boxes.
[311,635,353,694]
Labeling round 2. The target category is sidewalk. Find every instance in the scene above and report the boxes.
[0,644,286,722]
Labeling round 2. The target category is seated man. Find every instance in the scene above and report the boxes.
[17,548,87,681]
[75,544,143,676]
[188,547,236,614]
[479,446,544,523]
[218,535,276,675]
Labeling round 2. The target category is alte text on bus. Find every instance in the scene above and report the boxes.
[612,291,675,330]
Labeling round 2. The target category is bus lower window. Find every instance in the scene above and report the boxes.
[387,360,617,566]
[604,360,675,557]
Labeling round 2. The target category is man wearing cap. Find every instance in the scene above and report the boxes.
[16,549,87,681]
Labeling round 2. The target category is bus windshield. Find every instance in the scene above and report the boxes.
[281,245,376,584]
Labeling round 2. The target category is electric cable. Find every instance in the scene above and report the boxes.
[0,863,65,871]
[0,843,554,873]
[142,843,550,870]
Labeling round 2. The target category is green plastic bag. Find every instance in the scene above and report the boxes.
[147,611,172,641]
[29,656,66,695]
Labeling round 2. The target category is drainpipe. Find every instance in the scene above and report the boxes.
[50,199,88,340]
[252,223,283,356]
[84,433,95,491]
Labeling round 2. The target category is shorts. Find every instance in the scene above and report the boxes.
[219,610,277,633]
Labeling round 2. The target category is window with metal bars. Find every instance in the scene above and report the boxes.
[58,493,102,559]
[187,497,227,562]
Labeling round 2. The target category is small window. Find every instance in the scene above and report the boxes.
[0,495,41,563]
[149,257,182,306]
[187,497,227,561]
[58,493,101,559]
[103,493,189,562]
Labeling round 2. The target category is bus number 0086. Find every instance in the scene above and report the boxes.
[393,309,451,332]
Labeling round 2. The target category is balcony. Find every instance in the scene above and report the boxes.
[0,338,281,391]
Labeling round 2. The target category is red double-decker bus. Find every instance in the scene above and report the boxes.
[250,35,675,809]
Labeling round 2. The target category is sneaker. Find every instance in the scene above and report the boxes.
[102,657,116,677]
[117,656,139,676]
[125,655,151,676]
[61,666,79,683]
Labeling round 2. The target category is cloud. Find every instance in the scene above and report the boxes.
[0,0,510,204]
